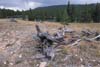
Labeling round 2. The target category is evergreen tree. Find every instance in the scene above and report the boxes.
[70,5,75,22]
[0,3,100,23]
[67,0,75,22]
[80,4,92,22]
[92,3,100,22]
[62,9,68,22]
[28,8,34,20]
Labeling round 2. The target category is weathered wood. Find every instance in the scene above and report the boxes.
[91,35,100,40]
[63,27,74,33]
[36,25,42,34]
[81,29,94,37]
[84,34,100,41]
[36,25,65,43]
[71,39,82,46]
[35,25,67,59]
[81,29,100,38]
[35,25,100,60]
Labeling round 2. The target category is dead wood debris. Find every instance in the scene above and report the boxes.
[35,25,100,61]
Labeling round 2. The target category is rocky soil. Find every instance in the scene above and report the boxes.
[0,19,100,67]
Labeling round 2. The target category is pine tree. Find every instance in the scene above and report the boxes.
[28,8,34,20]
[80,4,92,22]
[67,0,70,16]
[62,9,68,23]
[67,0,75,22]
[92,3,100,22]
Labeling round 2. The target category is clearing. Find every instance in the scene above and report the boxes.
[0,19,100,67]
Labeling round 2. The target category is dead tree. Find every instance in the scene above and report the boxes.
[84,34,100,41]
[35,25,67,59]
[81,29,100,38]
[35,25,100,59]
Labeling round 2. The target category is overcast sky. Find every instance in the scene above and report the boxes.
[0,0,100,11]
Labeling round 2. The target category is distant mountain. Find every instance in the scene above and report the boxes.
[33,4,96,10]
[34,5,67,10]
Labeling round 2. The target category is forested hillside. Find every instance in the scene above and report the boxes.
[0,2,100,23]
[0,9,22,18]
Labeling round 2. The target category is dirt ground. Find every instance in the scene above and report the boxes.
[0,19,100,67]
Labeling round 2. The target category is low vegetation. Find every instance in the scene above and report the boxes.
[0,19,100,67]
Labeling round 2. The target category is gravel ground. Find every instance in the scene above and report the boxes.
[0,19,100,67]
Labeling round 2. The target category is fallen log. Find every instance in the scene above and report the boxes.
[35,25,65,43]
[35,25,67,59]
[90,35,100,41]
[35,25,100,59]
[81,29,93,37]
[63,26,75,33]
[71,39,82,46]
[81,29,100,38]
[84,34,100,41]
[69,34,100,46]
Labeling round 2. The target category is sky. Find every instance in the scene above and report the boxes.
[0,0,100,11]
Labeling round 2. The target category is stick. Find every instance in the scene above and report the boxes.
[90,35,100,40]
[84,35,100,41]
[71,39,82,46]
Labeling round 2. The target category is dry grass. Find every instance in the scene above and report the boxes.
[68,23,100,32]
[1,19,100,32]
[0,19,100,67]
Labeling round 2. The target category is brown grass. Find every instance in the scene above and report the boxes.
[68,23,100,32]
[0,19,100,67]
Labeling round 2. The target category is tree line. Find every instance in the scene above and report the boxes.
[0,2,100,23]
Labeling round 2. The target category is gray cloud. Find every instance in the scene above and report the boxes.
[0,0,43,10]
[71,0,100,4]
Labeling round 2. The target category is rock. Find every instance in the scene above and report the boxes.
[39,62,47,67]
[9,63,14,65]
[19,54,22,58]
[80,58,83,62]
[3,61,7,65]
[81,65,84,67]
